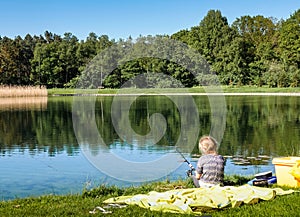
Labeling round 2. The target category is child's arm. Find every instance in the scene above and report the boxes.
[195,171,202,180]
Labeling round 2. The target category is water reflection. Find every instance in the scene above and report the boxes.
[0,95,299,199]
[1,95,300,158]
[0,97,47,111]
[0,96,78,157]
[1,95,300,157]
[220,96,300,158]
[73,95,202,182]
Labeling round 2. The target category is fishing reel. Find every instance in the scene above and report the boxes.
[186,169,194,177]
[176,148,196,177]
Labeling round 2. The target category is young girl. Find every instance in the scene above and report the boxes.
[192,135,225,188]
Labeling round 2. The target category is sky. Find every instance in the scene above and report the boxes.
[0,0,299,40]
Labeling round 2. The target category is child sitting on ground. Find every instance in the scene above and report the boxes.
[192,135,225,188]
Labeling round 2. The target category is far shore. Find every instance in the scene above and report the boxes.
[1,86,300,97]
[47,86,300,97]
[51,92,300,96]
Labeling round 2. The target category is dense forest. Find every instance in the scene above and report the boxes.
[0,9,299,88]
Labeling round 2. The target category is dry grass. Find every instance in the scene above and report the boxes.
[0,85,48,97]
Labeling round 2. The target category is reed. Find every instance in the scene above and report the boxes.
[0,85,48,97]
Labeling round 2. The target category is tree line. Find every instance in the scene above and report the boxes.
[0,9,299,88]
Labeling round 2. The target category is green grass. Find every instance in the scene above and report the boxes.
[221,85,300,93]
[1,176,299,217]
[48,88,118,95]
[47,86,300,96]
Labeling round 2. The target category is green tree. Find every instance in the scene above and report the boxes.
[97,34,113,53]
[31,32,80,88]
[59,32,80,85]
[232,15,279,85]
[278,9,300,68]
[0,37,18,84]
[215,37,249,85]
[173,10,238,85]
[31,42,59,87]
[0,35,36,85]
[189,10,234,66]
[171,29,190,45]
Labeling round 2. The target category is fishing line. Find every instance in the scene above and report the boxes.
[175,147,195,173]
[154,112,196,176]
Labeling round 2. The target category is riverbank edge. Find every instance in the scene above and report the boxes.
[51,92,300,96]
[1,177,299,217]
[48,86,300,96]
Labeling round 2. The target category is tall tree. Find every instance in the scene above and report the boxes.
[278,9,300,68]
[0,35,36,85]
[189,10,234,66]
[0,37,18,84]
[31,32,80,87]
[232,15,279,85]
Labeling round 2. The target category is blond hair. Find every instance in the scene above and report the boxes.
[199,135,218,155]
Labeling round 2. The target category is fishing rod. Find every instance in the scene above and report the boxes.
[175,147,195,176]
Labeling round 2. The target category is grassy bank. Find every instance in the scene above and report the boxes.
[47,86,300,96]
[0,86,299,97]
[1,176,299,217]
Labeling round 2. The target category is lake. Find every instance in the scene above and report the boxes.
[0,94,299,200]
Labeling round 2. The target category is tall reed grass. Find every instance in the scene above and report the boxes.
[0,85,48,97]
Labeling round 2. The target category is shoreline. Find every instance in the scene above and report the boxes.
[51,92,300,97]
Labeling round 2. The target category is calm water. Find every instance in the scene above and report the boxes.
[0,95,299,200]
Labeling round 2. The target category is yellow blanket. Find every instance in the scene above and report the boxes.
[103,185,294,215]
